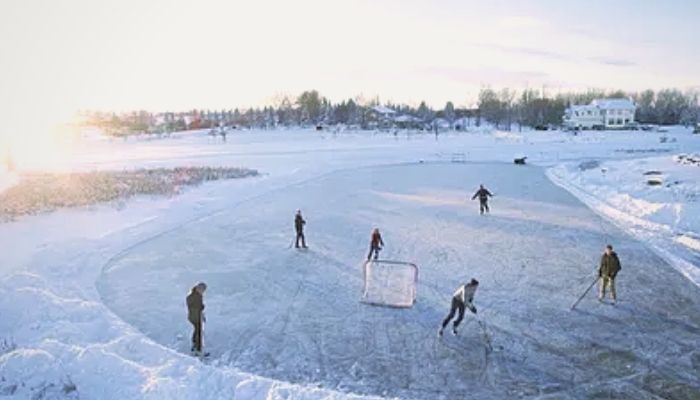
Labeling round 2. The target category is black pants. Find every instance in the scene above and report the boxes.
[367,245,380,261]
[479,199,489,214]
[442,297,466,329]
[190,318,202,352]
[295,231,306,248]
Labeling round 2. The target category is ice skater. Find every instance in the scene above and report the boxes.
[439,279,479,336]
[471,184,493,215]
[367,228,384,261]
[294,209,307,249]
[598,245,621,304]
[186,282,208,356]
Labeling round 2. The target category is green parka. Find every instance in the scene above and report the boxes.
[599,251,621,278]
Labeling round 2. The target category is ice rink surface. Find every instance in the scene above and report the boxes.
[100,162,700,399]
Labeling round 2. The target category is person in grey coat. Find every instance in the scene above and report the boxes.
[439,278,479,336]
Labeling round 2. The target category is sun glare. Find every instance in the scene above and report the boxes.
[1,113,77,172]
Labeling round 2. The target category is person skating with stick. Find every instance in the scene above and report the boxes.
[186,282,208,356]
[471,184,493,215]
[294,209,307,249]
[439,279,479,336]
[598,244,621,304]
[367,228,384,261]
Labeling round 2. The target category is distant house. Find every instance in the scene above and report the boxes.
[372,105,397,117]
[563,98,636,129]
[369,105,398,129]
[431,118,451,130]
[393,114,423,129]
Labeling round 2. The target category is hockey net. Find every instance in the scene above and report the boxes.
[361,260,418,308]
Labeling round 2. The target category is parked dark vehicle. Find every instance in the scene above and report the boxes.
[534,125,548,131]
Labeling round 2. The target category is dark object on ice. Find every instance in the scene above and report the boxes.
[294,210,307,249]
[471,185,493,215]
[647,179,663,186]
[186,282,207,353]
[676,154,700,166]
[643,170,662,176]
[367,228,384,261]
[439,279,479,336]
[578,160,600,171]
[514,156,527,165]
[316,125,323,131]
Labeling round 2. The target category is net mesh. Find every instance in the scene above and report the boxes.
[361,260,418,308]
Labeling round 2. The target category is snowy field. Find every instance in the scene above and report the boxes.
[1,128,700,399]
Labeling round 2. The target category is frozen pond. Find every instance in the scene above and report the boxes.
[99,162,700,399]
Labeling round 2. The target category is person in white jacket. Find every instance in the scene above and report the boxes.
[439,278,479,336]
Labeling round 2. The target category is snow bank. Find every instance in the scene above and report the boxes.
[547,155,700,286]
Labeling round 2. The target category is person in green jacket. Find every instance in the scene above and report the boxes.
[598,245,621,304]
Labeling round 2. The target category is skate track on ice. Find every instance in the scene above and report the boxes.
[100,162,700,399]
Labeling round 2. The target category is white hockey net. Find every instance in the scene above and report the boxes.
[361,260,418,308]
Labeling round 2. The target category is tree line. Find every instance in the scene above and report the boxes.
[83,87,700,136]
[479,87,699,131]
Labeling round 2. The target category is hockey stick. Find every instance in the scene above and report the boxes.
[476,318,493,352]
[570,277,599,310]
[199,313,210,358]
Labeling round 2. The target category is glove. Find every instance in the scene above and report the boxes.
[469,305,477,314]
[202,313,206,323]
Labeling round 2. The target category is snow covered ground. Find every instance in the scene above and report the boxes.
[1,128,699,399]
[549,153,700,286]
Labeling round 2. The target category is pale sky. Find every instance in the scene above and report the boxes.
[1,0,699,136]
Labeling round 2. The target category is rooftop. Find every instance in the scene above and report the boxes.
[590,98,636,110]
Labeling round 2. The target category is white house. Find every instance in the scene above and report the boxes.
[563,98,636,129]
[372,105,397,118]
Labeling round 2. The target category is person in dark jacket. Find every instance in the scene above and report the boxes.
[186,282,207,355]
[367,228,384,261]
[471,184,493,215]
[294,209,307,249]
[598,245,621,304]
[439,279,479,336]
